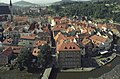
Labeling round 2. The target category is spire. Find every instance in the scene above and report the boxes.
[10,0,12,6]
[10,0,13,22]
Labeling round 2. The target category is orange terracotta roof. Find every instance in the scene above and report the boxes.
[65,36,76,41]
[32,48,40,56]
[87,27,95,33]
[57,42,81,52]
[54,32,76,42]
[11,46,23,54]
[54,18,61,23]
[90,35,107,44]
[3,38,13,44]
[66,27,74,33]
[20,34,36,40]
[53,24,68,31]
[34,40,47,47]
[3,47,13,56]
[81,28,88,34]
[54,32,66,42]
[43,27,51,33]
[97,24,109,29]
[82,38,91,46]
[14,16,28,22]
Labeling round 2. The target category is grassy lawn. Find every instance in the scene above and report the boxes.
[0,69,39,79]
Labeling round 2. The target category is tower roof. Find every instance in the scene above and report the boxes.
[10,0,12,6]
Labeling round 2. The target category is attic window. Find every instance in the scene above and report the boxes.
[64,47,67,49]
[73,47,75,49]
[69,46,72,49]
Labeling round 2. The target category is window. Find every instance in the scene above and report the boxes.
[29,42,32,44]
[64,47,67,49]
[69,46,72,49]
[73,47,75,49]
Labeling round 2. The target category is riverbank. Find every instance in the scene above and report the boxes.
[61,68,95,72]
[60,53,117,73]
[56,57,120,79]
[95,53,117,66]
[0,69,39,79]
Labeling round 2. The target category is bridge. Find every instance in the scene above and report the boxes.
[41,67,52,79]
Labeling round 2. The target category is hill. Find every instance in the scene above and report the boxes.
[0,3,9,6]
[92,0,120,3]
[13,1,38,7]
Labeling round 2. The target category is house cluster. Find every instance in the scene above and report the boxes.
[0,3,115,69]
[48,16,114,69]
[0,5,52,65]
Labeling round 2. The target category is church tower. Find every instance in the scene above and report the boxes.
[10,0,13,21]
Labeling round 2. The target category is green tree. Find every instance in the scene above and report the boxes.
[17,47,32,70]
[37,44,52,67]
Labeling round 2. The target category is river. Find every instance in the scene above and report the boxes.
[56,57,120,79]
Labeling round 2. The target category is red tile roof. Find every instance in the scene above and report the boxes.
[3,38,13,44]
[11,46,23,54]
[34,40,47,47]
[3,47,13,56]
[13,16,28,22]
[54,32,76,42]
[20,34,36,40]
[32,47,40,56]
[90,35,107,46]
[53,24,68,31]
[82,38,91,46]
[54,32,66,42]
[57,42,81,52]
[90,35,107,43]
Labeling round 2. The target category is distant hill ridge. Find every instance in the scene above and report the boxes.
[0,3,9,6]
[13,1,35,5]
[13,1,38,7]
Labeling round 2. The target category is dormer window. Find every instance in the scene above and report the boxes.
[64,47,67,49]
[73,47,75,49]
[69,46,72,49]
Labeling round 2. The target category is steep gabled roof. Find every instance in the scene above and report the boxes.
[57,42,81,52]
[90,35,108,47]
[0,6,11,15]
[82,38,91,46]
[2,47,13,56]
[90,35,107,43]
[53,24,68,31]
[54,32,76,42]
[54,32,66,42]
[20,34,36,40]
[34,40,47,47]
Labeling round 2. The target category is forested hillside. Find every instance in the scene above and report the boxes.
[48,0,120,22]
